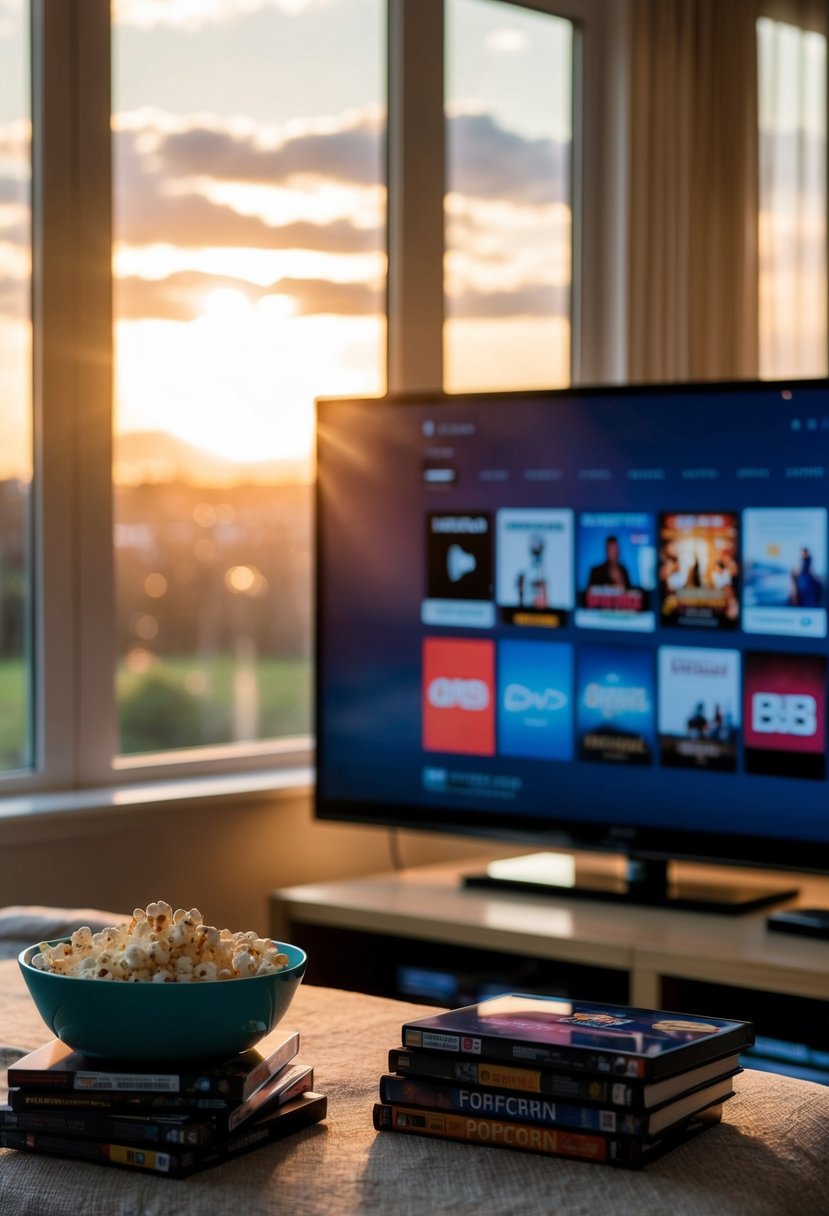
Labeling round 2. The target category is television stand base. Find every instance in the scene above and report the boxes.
[461,853,798,915]
[766,907,829,939]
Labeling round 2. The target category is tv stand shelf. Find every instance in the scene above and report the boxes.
[271,856,829,1082]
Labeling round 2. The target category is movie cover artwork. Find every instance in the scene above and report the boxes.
[743,651,826,780]
[742,507,828,638]
[576,646,655,766]
[497,640,574,761]
[495,509,574,628]
[658,647,740,772]
[576,513,656,631]
[422,511,494,630]
[658,513,739,629]
[401,994,753,1069]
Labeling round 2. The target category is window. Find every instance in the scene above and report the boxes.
[0,0,31,774]
[444,0,574,391]
[2,0,597,798]
[111,0,385,757]
[758,15,828,379]
[28,1,810,805]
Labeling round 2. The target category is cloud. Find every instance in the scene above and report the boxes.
[448,111,570,206]
[115,270,253,320]
[114,0,330,31]
[0,118,31,162]
[118,186,379,253]
[0,277,27,320]
[451,282,570,320]
[151,115,382,187]
[0,222,28,248]
[113,121,381,251]
[0,175,27,206]
[115,265,564,324]
[277,276,379,315]
[108,114,385,253]
[484,27,530,54]
[115,269,380,320]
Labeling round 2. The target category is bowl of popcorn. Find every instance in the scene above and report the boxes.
[18,902,307,1060]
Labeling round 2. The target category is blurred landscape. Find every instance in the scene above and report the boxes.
[0,459,313,767]
[116,447,313,754]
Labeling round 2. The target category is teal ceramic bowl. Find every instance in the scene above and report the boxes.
[18,939,307,1060]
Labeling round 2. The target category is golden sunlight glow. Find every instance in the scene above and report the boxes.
[445,317,570,393]
[0,317,31,479]
[225,564,268,595]
[114,304,384,478]
[111,99,386,481]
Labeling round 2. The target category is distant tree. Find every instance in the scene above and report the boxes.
[118,671,204,753]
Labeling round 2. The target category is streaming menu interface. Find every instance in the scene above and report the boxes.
[318,386,829,843]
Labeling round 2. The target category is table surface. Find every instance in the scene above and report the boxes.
[271,857,829,1003]
[2,959,829,1216]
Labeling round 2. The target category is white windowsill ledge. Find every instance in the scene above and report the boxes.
[0,766,314,840]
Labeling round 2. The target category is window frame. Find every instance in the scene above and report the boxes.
[388,0,621,393]
[6,0,610,801]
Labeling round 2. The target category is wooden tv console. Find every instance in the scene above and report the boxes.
[271,855,829,1080]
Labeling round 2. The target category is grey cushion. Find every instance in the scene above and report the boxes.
[0,905,125,960]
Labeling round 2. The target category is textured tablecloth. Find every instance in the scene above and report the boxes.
[2,957,829,1215]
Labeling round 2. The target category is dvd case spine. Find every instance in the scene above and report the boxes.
[0,1107,216,1147]
[1,1092,328,1179]
[372,1102,638,1165]
[373,1102,720,1168]
[401,1025,651,1078]
[7,1031,301,1101]
[388,1049,637,1106]
[378,1075,629,1134]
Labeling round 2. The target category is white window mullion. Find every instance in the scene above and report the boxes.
[387,0,446,393]
[73,0,117,785]
[27,0,116,794]
[27,0,79,793]
[576,0,630,385]
[388,0,624,394]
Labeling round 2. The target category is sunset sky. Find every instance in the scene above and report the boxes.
[0,1,825,483]
[110,0,574,480]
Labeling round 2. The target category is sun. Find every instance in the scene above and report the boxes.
[114,295,383,478]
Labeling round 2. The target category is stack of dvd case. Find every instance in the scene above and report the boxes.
[0,1027,326,1178]
[374,993,753,1169]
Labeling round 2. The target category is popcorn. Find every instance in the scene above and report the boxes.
[30,903,291,983]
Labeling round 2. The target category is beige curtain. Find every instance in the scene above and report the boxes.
[758,0,828,378]
[627,0,761,382]
[761,0,828,31]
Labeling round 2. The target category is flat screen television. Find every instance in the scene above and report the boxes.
[315,380,829,916]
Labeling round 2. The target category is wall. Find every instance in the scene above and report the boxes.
[0,789,516,931]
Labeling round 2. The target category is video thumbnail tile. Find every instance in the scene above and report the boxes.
[742,507,827,638]
[658,646,740,772]
[422,637,496,757]
[497,640,574,761]
[423,512,495,629]
[496,509,574,628]
[576,512,656,631]
[744,651,826,780]
[659,512,739,629]
[576,645,655,765]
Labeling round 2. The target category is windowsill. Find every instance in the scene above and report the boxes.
[0,766,314,838]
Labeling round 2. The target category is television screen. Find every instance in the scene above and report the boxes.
[315,382,829,894]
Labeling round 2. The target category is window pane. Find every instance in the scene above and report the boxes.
[445,0,573,391]
[112,0,385,756]
[758,16,828,379]
[0,0,32,771]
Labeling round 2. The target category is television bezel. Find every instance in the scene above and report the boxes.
[314,379,829,880]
